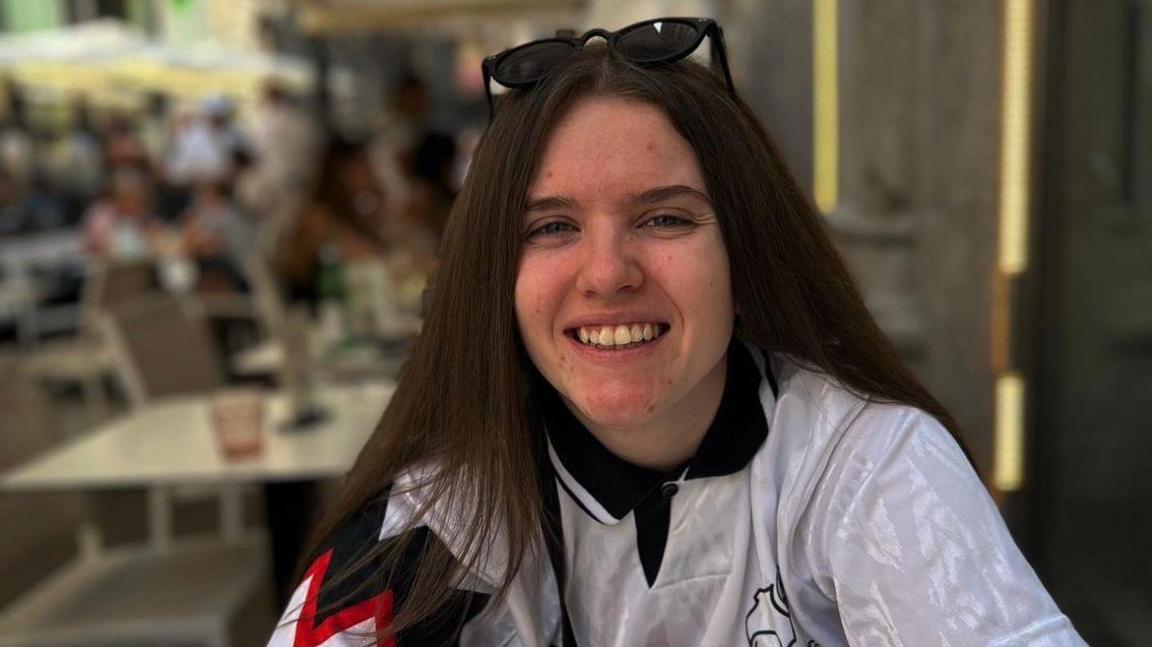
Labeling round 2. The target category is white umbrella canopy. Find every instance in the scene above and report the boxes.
[0,20,147,65]
[0,20,312,104]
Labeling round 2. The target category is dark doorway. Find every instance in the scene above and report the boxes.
[1021,0,1152,644]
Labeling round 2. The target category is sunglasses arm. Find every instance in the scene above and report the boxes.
[708,28,736,95]
[483,65,495,121]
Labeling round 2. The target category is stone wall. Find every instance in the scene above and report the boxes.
[726,0,1003,477]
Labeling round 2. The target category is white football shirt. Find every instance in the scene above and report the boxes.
[269,343,1086,646]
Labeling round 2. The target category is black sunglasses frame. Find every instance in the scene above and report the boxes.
[481,17,736,119]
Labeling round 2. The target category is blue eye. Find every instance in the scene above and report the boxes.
[642,213,694,229]
[525,220,577,240]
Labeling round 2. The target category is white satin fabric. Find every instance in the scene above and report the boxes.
[479,352,1085,646]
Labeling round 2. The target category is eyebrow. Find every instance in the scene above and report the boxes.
[629,185,713,206]
[524,185,713,214]
[524,196,579,214]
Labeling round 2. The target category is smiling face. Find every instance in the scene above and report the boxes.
[514,96,734,467]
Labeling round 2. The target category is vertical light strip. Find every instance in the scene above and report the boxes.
[993,0,1035,493]
[998,0,1034,275]
[994,372,1026,491]
[813,0,840,214]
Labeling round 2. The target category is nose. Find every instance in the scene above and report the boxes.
[574,225,643,298]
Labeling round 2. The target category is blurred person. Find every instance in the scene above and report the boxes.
[0,82,34,187]
[397,74,460,240]
[155,106,198,221]
[274,136,434,304]
[178,176,263,370]
[165,96,250,190]
[368,74,426,229]
[180,179,257,294]
[268,18,1086,646]
[82,166,164,262]
[0,169,66,236]
[404,129,457,239]
[138,92,172,169]
[371,73,460,240]
[101,111,150,171]
[204,95,252,177]
[236,80,318,254]
[381,74,431,160]
[42,97,105,225]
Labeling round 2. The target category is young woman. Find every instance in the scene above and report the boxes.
[269,18,1084,646]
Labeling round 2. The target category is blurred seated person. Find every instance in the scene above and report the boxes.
[380,74,456,243]
[163,97,250,218]
[0,168,66,237]
[275,136,436,305]
[180,179,257,294]
[101,112,150,171]
[404,130,457,242]
[82,166,166,262]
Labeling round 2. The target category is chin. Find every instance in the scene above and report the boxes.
[570,388,660,431]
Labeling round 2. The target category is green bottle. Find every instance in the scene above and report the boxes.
[316,243,348,348]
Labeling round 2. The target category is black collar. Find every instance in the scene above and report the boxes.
[536,341,772,524]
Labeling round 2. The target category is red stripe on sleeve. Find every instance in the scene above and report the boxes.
[292,550,397,646]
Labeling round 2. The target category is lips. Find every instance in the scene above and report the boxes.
[567,322,669,349]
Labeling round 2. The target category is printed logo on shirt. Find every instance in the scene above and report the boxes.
[745,568,820,647]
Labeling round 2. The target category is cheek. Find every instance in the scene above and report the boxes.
[687,263,734,348]
[513,270,535,338]
[661,243,733,321]
[514,259,556,340]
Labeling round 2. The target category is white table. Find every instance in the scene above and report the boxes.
[1,381,394,547]
[1,381,394,492]
[0,382,395,646]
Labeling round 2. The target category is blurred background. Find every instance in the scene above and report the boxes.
[0,0,1146,645]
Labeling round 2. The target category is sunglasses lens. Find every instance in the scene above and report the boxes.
[494,41,576,85]
[616,20,701,63]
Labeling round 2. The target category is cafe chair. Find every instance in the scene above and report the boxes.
[23,260,163,428]
[99,290,247,507]
[0,490,273,647]
[99,293,225,408]
[0,355,89,612]
[0,233,86,347]
[99,292,261,514]
[0,306,273,646]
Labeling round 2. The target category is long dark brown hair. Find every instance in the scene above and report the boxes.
[304,46,968,638]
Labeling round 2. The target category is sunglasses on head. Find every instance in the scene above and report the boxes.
[481,17,735,119]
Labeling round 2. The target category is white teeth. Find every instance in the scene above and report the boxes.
[614,325,632,345]
[574,323,663,347]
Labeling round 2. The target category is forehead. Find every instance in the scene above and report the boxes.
[529,96,706,200]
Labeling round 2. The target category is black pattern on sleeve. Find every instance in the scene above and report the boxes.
[283,493,490,646]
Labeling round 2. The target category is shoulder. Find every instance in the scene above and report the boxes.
[765,362,1085,644]
[759,354,977,552]
[764,355,964,483]
[268,482,492,647]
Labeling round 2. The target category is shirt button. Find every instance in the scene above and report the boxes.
[660,482,680,498]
